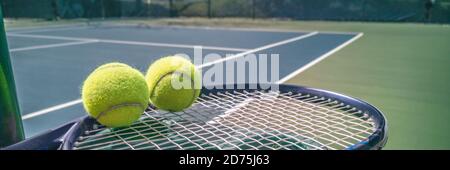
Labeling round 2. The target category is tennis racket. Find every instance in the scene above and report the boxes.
[5,84,387,150]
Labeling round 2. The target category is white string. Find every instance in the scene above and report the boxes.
[74,90,375,150]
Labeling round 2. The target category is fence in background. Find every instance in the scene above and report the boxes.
[1,0,449,23]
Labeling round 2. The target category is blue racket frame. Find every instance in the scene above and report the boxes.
[4,84,387,150]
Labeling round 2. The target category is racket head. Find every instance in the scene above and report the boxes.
[61,84,387,150]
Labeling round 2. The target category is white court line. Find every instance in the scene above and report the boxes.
[277,33,364,84]
[7,33,249,52]
[21,99,83,120]
[8,33,94,41]
[198,32,318,68]
[99,39,248,52]
[11,26,90,34]
[10,40,99,52]
[7,23,88,33]
[105,22,359,35]
[21,32,318,120]
[7,20,357,36]
[185,25,358,35]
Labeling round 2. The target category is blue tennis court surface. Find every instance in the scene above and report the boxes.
[6,23,361,137]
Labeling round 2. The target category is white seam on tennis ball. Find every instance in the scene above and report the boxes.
[95,103,145,120]
[149,71,197,111]
[149,71,175,98]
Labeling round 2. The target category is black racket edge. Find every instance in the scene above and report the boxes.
[3,84,387,150]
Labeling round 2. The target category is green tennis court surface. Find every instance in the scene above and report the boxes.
[5,18,450,149]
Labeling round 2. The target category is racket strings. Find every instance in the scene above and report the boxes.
[205,91,372,148]
[273,93,374,137]
[198,93,327,149]
[76,114,296,150]
[210,91,372,136]
[74,90,376,150]
[188,103,323,150]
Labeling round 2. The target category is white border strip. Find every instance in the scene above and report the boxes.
[105,22,359,35]
[7,20,358,35]
[198,32,318,68]
[22,99,83,120]
[11,26,90,34]
[8,33,94,41]
[21,32,318,120]
[100,39,249,52]
[8,21,358,35]
[277,33,364,84]
[10,40,99,52]
[7,33,249,52]
[7,23,87,32]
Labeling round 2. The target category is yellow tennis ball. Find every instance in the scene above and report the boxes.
[93,62,131,73]
[145,56,202,112]
[82,62,149,128]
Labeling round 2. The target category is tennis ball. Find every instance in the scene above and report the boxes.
[82,63,149,128]
[93,62,131,73]
[145,56,202,112]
